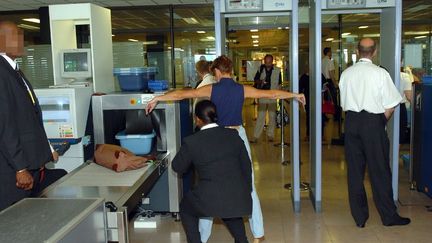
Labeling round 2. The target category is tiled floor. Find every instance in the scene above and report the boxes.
[129,101,432,243]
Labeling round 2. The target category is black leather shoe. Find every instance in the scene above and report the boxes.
[356,223,365,228]
[383,215,411,226]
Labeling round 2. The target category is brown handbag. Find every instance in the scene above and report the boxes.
[94,144,155,172]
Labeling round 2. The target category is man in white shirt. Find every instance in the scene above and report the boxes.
[322,47,340,121]
[322,47,336,82]
[339,38,410,227]
[399,71,412,144]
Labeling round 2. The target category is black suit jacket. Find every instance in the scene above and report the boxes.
[172,126,252,218]
[0,55,52,173]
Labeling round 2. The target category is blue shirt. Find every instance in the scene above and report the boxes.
[211,78,244,126]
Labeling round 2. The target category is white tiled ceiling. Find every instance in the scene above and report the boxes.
[0,0,214,11]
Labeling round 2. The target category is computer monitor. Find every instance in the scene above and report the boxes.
[60,49,92,82]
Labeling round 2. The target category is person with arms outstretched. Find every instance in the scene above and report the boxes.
[147,55,305,243]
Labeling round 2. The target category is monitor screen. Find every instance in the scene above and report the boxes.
[38,96,71,123]
[63,52,89,72]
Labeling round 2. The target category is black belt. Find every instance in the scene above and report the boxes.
[346,110,383,115]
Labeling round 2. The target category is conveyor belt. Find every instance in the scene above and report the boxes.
[40,153,169,209]
[60,163,151,187]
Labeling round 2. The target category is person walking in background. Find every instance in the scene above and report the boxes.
[0,21,66,211]
[299,69,311,140]
[250,54,282,143]
[399,68,413,144]
[194,60,216,108]
[322,47,341,121]
[339,37,410,228]
[173,100,252,243]
[194,60,216,89]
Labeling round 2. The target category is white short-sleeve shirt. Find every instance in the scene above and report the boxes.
[322,56,335,80]
[339,58,402,114]
[400,72,412,104]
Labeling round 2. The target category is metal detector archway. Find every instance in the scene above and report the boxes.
[309,0,402,212]
[214,0,302,212]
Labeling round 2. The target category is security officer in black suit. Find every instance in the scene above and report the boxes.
[172,100,252,243]
[0,21,66,210]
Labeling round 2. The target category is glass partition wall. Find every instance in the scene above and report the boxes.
[1,2,432,88]
[226,16,290,85]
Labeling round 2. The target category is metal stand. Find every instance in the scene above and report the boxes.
[285,182,310,191]
[275,100,289,148]
[276,100,290,165]
[284,144,310,191]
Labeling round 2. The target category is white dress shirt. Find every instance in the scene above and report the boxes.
[1,53,55,154]
[322,56,335,80]
[194,73,216,108]
[400,72,412,104]
[339,58,402,114]
[197,73,216,89]
[0,53,17,69]
[200,123,218,131]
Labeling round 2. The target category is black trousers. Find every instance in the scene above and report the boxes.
[344,111,397,225]
[0,168,67,211]
[399,104,409,144]
[180,197,248,243]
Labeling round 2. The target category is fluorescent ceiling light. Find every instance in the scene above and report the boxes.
[363,33,380,38]
[342,34,358,38]
[22,18,40,24]
[278,27,282,30]
[251,35,259,39]
[200,38,215,42]
[415,35,427,39]
[285,27,289,29]
[250,29,258,32]
[197,31,206,34]
[341,32,351,36]
[112,34,115,37]
[17,24,39,30]
[358,26,369,29]
[253,44,259,47]
[256,17,259,24]
[253,40,259,43]
[405,31,429,35]
[142,41,158,45]
[206,36,215,40]
[332,39,341,43]
[183,17,199,24]
[128,39,139,42]
[326,38,334,41]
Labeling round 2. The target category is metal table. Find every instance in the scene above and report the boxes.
[39,152,169,242]
[0,198,106,243]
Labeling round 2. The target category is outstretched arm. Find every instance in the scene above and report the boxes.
[243,85,306,105]
[146,85,212,113]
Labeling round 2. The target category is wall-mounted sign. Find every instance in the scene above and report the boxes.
[263,0,292,11]
[365,0,395,8]
[324,0,395,9]
[327,0,366,9]
[225,0,262,12]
